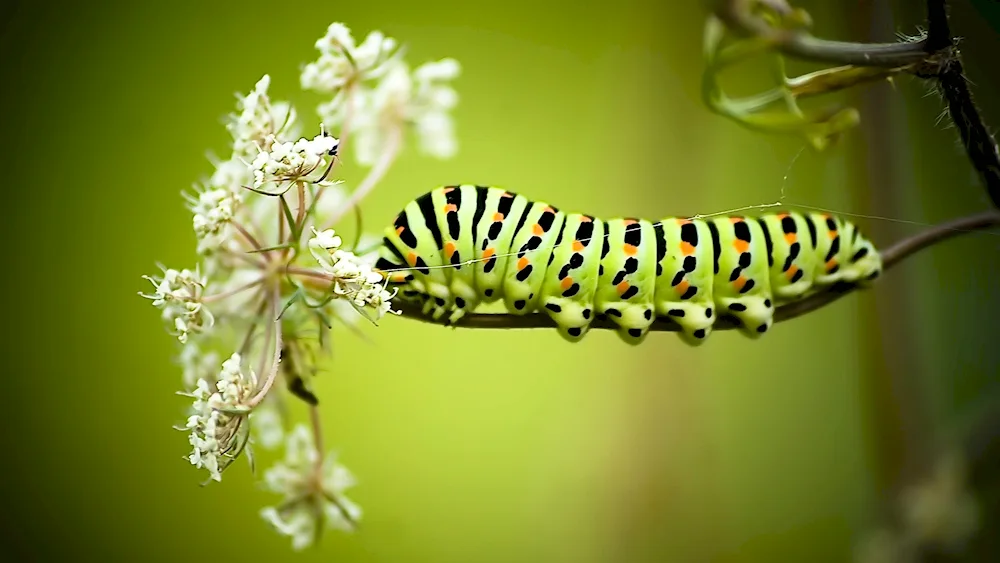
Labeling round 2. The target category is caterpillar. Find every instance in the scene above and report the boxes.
[375,185,883,345]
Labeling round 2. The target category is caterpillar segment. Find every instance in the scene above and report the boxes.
[500,199,566,316]
[539,214,605,341]
[377,185,883,345]
[710,216,775,337]
[594,219,659,344]
[654,219,717,345]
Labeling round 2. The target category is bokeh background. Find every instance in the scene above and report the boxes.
[2,0,999,561]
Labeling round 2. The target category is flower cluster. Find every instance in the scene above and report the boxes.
[302,22,460,165]
[140,267,213,343]
[188,183,241,255]
[259,425,362,550]
[228,74,300,160]
[250,133,340,190]
[139,21,461,550]
[180,354,256,482]
[308,228,399,322]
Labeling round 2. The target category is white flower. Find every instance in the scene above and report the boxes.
[189,186,238,253]
[250,133,339,190]
[260,425,362,550]
[178,342,221,389]
[308,227,343,269]
[228,75,300,160]
[338,58,460,165]
[140,266,213,343]
[211,352,257,409]
[208,156,253,194]
[251,406,284,450]
[301,23,400,96]
[307,229,400,321]
[410,58,460,159]
[179,353,256,482]
[342,62,409,166]
[184,156,253,256]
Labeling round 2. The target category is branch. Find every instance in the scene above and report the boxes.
[391,211,1000,332]
[933,57,1000,209]
[714,0,931,67]
[714,0,1000,206]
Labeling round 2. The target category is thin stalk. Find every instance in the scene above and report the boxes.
[203,277,264,304]
[310,404,324,473]
[232,222,265,255]
[247,286,284,408]
[323,125,402,230]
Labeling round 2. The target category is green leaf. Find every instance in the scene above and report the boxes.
[280,194,301,242]
[248,243,295,253]
[278,288,305,320]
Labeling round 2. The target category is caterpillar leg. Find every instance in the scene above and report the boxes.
[539,214,605,342]
[661,305,715,345]
[710,217,777,339]
[718,295,774,337]
[542,299,594,342]
[654,219,716,345]
[594,219,658,346]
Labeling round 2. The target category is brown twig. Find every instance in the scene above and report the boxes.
[714,0,931,67]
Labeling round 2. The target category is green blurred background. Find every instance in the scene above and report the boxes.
[2,0,999,561]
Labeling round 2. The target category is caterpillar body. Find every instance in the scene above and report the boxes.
[376,185,883,345]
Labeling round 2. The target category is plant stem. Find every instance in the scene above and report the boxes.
[715,0,931,67]
[323,125,402,230]
[310,404,324,473]
[247,286,284,408]
[286,266,334,281]
[203,277,264,304]
[232,221,265,255]
[313,85,356,208]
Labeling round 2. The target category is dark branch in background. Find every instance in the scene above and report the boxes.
[924,0,951,52]
[932,55,1000,209]
[918,0,1000,209]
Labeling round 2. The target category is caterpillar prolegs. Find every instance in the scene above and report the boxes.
[375,185,883,345]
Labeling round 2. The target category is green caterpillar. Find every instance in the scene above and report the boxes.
[375,185,882,345]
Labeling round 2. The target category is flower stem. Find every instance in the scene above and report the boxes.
[313,85,356,210]
[203,277,264,304]
[310,404,324,473]
[232,222,265,255]
[247,286,284,408]
[286,266,334,281]
[323,125,402,230]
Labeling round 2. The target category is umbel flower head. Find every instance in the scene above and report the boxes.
[302,22,461,166]
[178,353,257,482]
[308,227,400,322]
[138,20,461,550]
[260,425,362,550]
[139,266,213,343]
